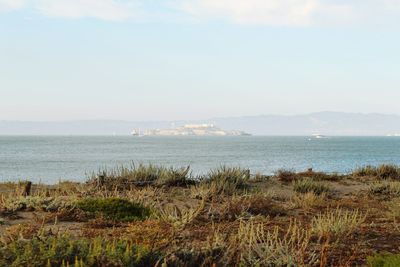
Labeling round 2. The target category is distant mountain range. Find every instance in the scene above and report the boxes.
[1,112,400,136]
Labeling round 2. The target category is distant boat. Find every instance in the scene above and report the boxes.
[131,129,142,136]
[311,133,328,139]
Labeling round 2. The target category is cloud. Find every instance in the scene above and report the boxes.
[0,0,140,21]
[179,0,352,26]
[35,0,137,21]
[0,0,400,26]
[0,0,25,12]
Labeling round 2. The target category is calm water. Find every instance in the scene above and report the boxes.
[0,136,399,183]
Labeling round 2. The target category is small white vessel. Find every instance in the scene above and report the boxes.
[131,129,142,136]
[311,133,327,139]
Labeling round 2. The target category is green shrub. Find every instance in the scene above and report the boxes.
[0,236,159,267]
[293,178,330,195]
[76,198,150,222]
[206,166,250,195]
[353,164,400,180]
[89,163,192,189]
[367,253,400,267]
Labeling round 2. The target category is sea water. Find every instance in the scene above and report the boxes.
[0,136,399,183]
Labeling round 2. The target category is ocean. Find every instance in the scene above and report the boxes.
[0,136,399,184]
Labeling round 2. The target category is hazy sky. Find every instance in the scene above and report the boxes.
[1,0,400,121]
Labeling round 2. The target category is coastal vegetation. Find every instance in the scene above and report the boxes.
[352,164,400,180]
[1,164,400,266]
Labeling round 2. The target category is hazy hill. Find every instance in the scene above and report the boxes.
[208,112,400,136]
[1,112,400,136]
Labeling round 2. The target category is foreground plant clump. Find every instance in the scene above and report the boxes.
[0,235,157,266]
[1,164,400,266]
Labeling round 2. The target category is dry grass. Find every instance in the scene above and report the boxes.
[234,219,319,266]
[311,208,366,240]
[125,186,163,208]
[0,181,84,198]
[0,195,75,213]
[291,192,327,210]
[156,200,205,230]
[190,182,219,200]
[216,193,284,221]
[205,222,227,252]
[0,223,42,245]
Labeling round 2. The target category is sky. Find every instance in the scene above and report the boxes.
[1,0,400,121]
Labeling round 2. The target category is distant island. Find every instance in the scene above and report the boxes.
[131,124,250,136]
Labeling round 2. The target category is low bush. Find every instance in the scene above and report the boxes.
[293,178,330,195]
[76,198,151,222]
[367,252,400,267]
